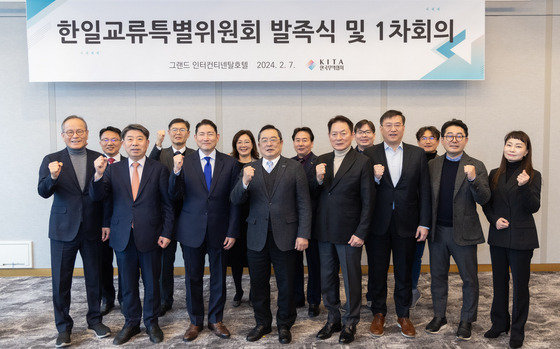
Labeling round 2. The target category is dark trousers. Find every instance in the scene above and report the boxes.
[160,239,177,306]
[489,245,533,343]
[428,225,479,322]
[50,227,102,333]
[293,238,322,306]
[100,240,122,305]
[182,238,227,325]
[247,231,297,329]
[318,240,361,326]
[116,229,161,328]
[366,216,416,318]
[411,240,426,290]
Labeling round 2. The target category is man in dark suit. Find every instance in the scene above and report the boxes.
[38,115,111,348]
[149,118,195,316]
[424,119,490,340]
[168,119,240,342]
[313,115,374,344]
[230,125,312,344]
[291,126,321,318]
[363,110,431,339]
[98,126,124,316]
[91,124,174,345]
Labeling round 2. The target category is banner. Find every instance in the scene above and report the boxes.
[26,0,485,82]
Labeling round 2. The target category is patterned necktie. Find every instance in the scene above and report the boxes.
[204,156,212,191]
[107,157,115,164]
[131,162,140,201]
[266,160,273,173]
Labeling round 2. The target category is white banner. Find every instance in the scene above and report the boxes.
[26,0,485,82]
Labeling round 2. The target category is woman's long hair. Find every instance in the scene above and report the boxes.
[231,130,259,160]
[491,130,534,190]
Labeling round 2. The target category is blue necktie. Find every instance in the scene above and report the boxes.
[204,156,212,191]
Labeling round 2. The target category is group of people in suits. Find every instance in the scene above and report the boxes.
[38,111,541,348]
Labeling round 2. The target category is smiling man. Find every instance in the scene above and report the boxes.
[354,119,376,153]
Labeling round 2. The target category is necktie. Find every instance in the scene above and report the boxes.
[107,157,115,164]
[131,162,140,201]
[266,160,273,173]
[174,150,181,156]
[204,156,212,191]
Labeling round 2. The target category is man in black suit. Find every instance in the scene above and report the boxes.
[38,115,111,348]
[98,126,124,316]
[230,125,312,344]
[169,119,240,342]
[91,124,174,345]
[363,110,431,339]
[313,115,374,344]
[148,118,195,316]
[291,127,321,318]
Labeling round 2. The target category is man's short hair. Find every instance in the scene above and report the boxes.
[292,127,315,142]
[354,119,376,134]
[122,124,150,139]
[379,110,405,126]
[195,119,218,134]
[258,125,282,141]
[441,119,469,137]
[99,126,122,139]
[327,115,353,133]
[415,126,440,141]
[61,115,88,132]
[168,118,190,131]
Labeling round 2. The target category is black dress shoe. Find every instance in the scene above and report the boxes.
[339,324,356,344]
[159,303,172,317]
[246,324,272,342]
[484,327,509,338]
[509,338,524,348]
[308,304,320,317]
[278,326,292,344]
[146,324,163,344]
[456,321,472,341]
[425,317,447,334]
[232,299,241,307]
[113,325,141,345]
[100,302,115,316]
[316,322,342,340]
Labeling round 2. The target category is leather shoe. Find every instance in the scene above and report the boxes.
[100,302,114,316]
[509,338,524,348]
[146,324,163,344]
[55,331,71,348]
[278,326,291,344]
[370,313,385,337]
[456,321,472,341]
[338,324,356,344]
[425,317,448,334]
[397,317,416,338]
[113,325,140,345]
[159,303,172,317]
[246,324,272,342]
[208,322,231,339]
[308,304,320,317]
[232,299,241,307]
[316,322,342,340]
[484,326,509,338]
[183,324,203,342]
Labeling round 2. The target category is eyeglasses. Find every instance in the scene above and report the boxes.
[421,136,436,141]
[101,138,121,144]
[356,130,374,136]
[170,128,188,133]
[63,129,86,137]
[444,134,465,142]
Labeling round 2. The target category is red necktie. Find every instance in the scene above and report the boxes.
[108,157,115,164]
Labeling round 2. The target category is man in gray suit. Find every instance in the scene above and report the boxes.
[425,119,491,341]
[230,124,312,345]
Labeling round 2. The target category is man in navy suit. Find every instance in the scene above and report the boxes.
[91,124,174,345]
[38,115,111,348]
[169,119,240,342]
[149,118,195,315]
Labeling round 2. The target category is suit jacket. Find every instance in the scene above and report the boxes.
[38,148,103,242]
[90,156,174,253]
[169,150,241,249]
[312,148,375,244]
[291,152,319,213]
[102,154,127,228]
[428,152,491,246]
[363,142,431,238]
[149,145,195,173]
[230,156,312,252]
[483,168,541,250]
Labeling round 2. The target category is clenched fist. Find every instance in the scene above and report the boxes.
[173,153,184,174]
[316,163,327,183]
[156,130,165,147]
[49,161,63,180]
[517,169,530,186]
[374,164,385,180]
[243,166,255,186]
[94,156,108,180]
[464,165,476,181]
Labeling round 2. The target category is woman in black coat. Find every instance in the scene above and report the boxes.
[483,131,541,349]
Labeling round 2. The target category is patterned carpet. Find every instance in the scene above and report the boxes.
[0,271,557,348]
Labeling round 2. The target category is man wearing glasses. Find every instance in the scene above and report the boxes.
[354,119,376,153]
[149,118,194,316]
[424,119,490,341]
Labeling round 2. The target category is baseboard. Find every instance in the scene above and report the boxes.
[2,264,560,277]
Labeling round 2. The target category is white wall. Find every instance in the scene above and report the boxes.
[0,1,558,268]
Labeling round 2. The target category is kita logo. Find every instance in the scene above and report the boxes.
[307,60,316,70]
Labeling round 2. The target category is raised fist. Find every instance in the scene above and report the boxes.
[48,161,63,180]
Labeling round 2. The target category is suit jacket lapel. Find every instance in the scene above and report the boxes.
[395,144,411,188]
[210,152,225,194]
[377,144,394,188]
[432,155,444,206]
[454,154,469,198]
[331,148,356,190]
[190,152,208,192]
[117,159,134,200]
[137,158,154,199]
[270,157,287,198]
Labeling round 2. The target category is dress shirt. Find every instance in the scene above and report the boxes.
[375,142,403,186]
[198,149,216,177]
[128,156,146,183]
[106,153,122,163]
[173,146,187,154]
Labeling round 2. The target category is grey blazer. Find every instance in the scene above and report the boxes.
[428,152,491,246]
[230,156,312,252]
